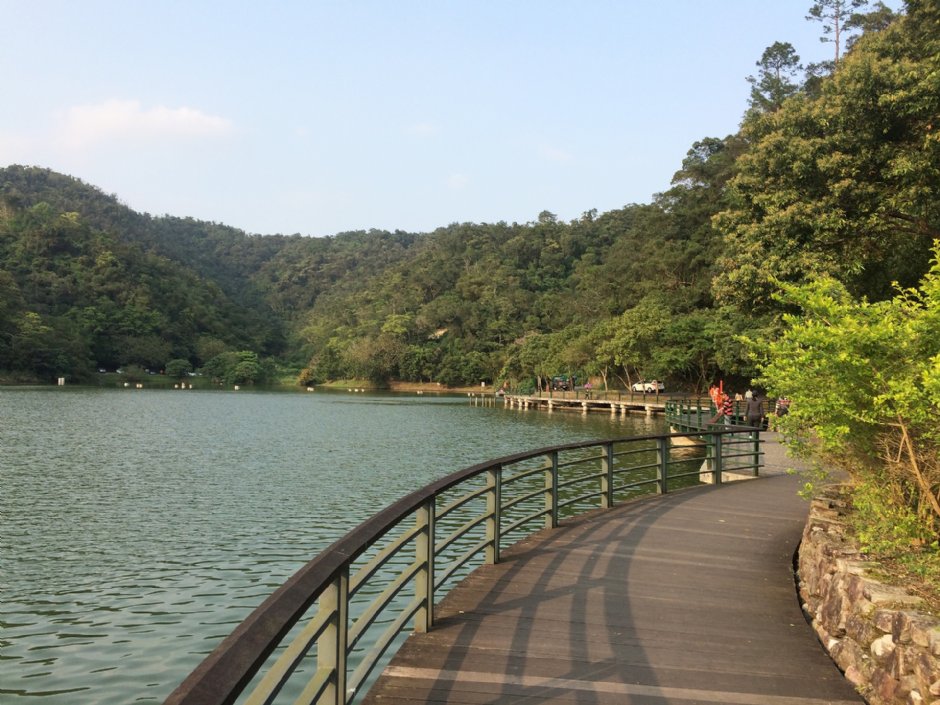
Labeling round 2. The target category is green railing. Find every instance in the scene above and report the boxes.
[666,398,715,428]
[665,399,764,474]
[164,428,762,705]
[665,398,766,428]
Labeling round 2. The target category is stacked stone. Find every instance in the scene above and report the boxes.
[799,490,940,704]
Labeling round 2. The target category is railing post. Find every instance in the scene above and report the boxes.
[703,432,711,477]
[414,499,435,633]
[317,568,349,705]
[544,451,559,529]
[713,433,724,484]
[485,465,502,564]
[601,442,614,509]
[656,437,669,494]
[751,430,761,477]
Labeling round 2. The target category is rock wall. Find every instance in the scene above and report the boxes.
[798,490,940,704]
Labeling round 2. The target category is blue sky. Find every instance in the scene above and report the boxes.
[1,1,902,237]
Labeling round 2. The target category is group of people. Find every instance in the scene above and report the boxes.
[707,384,790,430]
[707,385,736,425]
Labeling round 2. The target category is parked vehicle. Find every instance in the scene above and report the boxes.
[631,380,664,393]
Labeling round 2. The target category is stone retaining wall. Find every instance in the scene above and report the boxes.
[798,489,940,704]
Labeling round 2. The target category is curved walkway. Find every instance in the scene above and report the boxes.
[363,435,862,705]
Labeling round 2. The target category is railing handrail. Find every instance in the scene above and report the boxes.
[665,397,770,429]
[164,427,759,705]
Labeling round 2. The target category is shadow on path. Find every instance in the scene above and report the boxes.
[363,470,863,705]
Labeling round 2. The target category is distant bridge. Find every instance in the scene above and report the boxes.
[499,391,670,416]
[499,393,759,432]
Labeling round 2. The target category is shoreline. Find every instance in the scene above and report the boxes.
[0,375,498,395]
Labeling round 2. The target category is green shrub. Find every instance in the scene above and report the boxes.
[756,242,940,548]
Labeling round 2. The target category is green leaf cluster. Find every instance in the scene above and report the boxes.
[757,243,940,541]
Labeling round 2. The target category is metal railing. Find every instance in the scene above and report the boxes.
[665,399,765,474]
[665,398,767,428]
[164,428,762,705]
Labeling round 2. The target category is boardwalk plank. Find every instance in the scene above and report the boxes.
[368,673,860,705]
[362,441,863,705]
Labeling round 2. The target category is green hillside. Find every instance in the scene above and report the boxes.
[2,1,937,391]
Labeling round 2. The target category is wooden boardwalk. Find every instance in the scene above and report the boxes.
[363,436,862,705]
[502,393,670,416]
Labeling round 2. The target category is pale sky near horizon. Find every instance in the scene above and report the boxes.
[1,1,904,237]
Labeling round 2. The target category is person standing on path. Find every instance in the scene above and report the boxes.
[721,392,735,425]
[745,394,765,429]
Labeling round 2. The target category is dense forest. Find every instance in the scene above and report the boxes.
[1,0,937,392]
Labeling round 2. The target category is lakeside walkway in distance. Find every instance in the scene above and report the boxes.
[362,434,863,705]
[501,392,670,416]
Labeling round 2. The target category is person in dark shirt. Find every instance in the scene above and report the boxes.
[745,395,765,429]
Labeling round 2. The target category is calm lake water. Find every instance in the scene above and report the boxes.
[1,387,666,704]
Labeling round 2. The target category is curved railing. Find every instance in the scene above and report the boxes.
[665,398,768,430]
[164,428,762,705]
[665,398,715,429]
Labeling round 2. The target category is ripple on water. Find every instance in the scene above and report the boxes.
[1,388,665,702]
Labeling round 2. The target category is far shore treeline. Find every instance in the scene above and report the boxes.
[1,1,937,396]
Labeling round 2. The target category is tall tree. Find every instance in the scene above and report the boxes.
[746,42,803,113]
[715,4,940,313]
[806,0,869,66]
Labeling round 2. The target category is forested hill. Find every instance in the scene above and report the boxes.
[1,1,937,390]
[0,162,731,388]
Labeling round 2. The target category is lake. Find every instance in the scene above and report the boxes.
[0,387,667,703]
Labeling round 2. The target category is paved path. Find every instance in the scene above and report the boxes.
[363,434,862,705]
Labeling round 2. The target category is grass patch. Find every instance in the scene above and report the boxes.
[843,479,940,615]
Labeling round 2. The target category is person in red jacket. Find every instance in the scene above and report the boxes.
[708,389,734,425]
[721,393,735,425]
